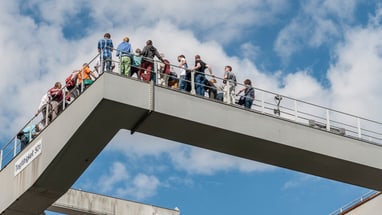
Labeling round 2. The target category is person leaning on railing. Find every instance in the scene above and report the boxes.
[48,82,64,121]
[17,124,40,150]
[35,91,51,128]
[65,70,80,99]
[236,79,255,109]
[77,63,97,93]
[140,39,164,82]
[190,54,213,96]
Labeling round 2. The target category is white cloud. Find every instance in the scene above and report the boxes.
[274,0,360,59]
[328,26,382,120]
[96,162,130,193]
[171,147,274,175]
[116,173,161,200]
[89,161,161,200]
[2,0,382,203]
[282,173,320,190]
[108,130,274,175]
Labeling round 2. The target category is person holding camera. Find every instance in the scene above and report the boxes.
[223,65,236,104]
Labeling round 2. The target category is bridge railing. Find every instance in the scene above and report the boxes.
[0,53,100,171]
[2,52,382,171]
[328,190,380,215]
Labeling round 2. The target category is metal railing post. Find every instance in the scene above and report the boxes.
[261,91,265,113]
[119,55,122,75]
[28,126,32,143]
[326,109,330,131]
[81,68,84,93]
[294,100,298,121]
[62,89,66,111]
[153,61,158,84]
[0,149,3,170]
[45,104,49,127]
[14,137,17,156]
[357,118,362,138]
[149,80,155,111]
[191,71,195,95]
[100,50,104,74]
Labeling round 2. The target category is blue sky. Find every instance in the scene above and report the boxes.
[1,0,382,214]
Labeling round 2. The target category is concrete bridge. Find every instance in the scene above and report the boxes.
[1,72,382,214]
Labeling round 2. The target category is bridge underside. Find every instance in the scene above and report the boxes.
[1,73,382,215]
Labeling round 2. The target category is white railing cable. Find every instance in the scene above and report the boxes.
[329,190,379,215]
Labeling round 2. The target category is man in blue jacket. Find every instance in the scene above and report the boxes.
[116,37,132,76]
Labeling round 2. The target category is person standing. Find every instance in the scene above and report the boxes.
[48,82,64,121]
[97,33,114,73]
[140,40,164,82]
[35,92,50,127]
[131,48,142,79]
[116,37,132,76]
[190,55,213,96]
[177,54,188,91]
[223,65,237,104]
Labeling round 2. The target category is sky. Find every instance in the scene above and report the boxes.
[1,0,382,214]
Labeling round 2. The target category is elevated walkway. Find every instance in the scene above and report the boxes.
[2,72,382,214]
[48,188,180,215]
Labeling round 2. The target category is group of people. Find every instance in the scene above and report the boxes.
[97,32,256,108]
[17,61,101,150]
[17,32,256,151]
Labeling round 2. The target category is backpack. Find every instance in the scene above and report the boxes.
[65,73,77,88]
[163,59,171,75]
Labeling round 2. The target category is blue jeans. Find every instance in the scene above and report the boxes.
[195,73,206,96]
[179,75,187,91]
[244,98,253,109]
[102,56,112,72]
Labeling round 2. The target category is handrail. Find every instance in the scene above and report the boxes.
[0,53,101,171]
[329,190,380,215]
[2,52,382,172]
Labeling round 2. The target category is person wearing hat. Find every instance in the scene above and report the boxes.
[116,37,132,76]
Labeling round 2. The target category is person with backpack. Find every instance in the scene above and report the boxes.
[158,53,171,87]
[77,63,97,93]
[190,55,213,96]
[236,79,255,109]
[48,82,64,121]
[65,70,79,99]
[140,40,164,82]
